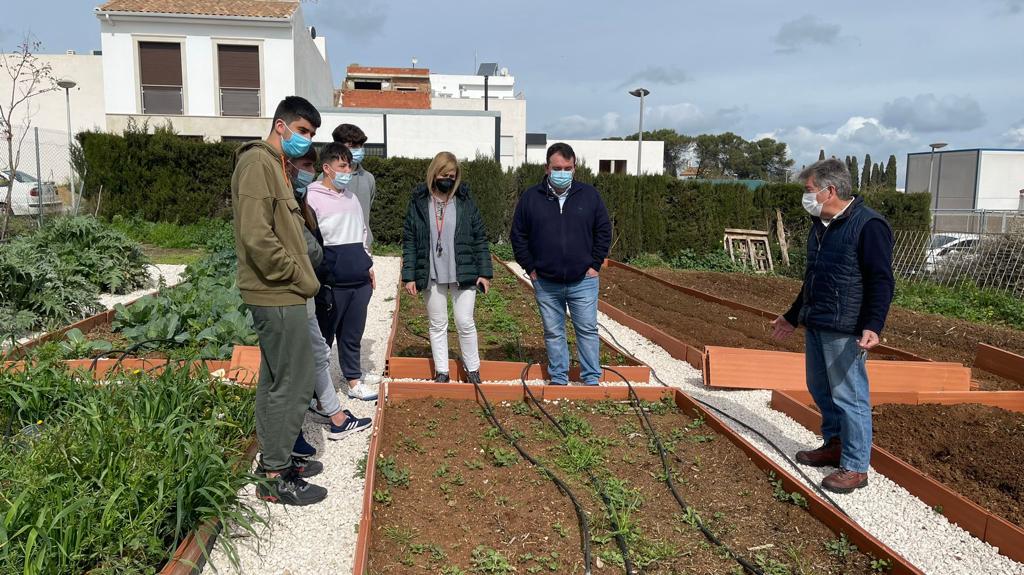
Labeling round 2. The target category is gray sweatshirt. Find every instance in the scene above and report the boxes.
[348,165,376,247]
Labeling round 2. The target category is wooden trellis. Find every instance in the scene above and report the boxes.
[723,228,774,273]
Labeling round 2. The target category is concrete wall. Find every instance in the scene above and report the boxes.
[106,114,268,140]
[553,139,665,175]
[291,10,334,109]
[430,74,515,99]
[431,97,525,170]
[977,151,1024,210]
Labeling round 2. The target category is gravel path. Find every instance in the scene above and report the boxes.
[98,263,187,309]
[202,256,399,575]
[501,260,1024,575]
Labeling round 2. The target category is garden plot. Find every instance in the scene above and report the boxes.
[363,387,916,574]
[389,260,643,382]
[640,265,1024,391]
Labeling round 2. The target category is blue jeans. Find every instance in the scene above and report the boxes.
[533,275,601,385]
[805,328,872,473]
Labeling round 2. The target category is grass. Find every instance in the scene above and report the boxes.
[142,246,204,266]
[893,279,1024,330]
[0,359,257,574]
[107,215,232,250]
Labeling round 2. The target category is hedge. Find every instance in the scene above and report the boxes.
[78,129,931,261]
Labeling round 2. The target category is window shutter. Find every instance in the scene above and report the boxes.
[139,42,182,86]
[218,45,259,88]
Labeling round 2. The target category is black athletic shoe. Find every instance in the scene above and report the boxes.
[290,457,324,479]
[256,467,328,506]
[466,371,482,384]
[434,372,450,383]
[292,430,317,458]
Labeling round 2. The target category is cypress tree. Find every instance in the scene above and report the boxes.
[862,154,872,191]
[886,154,898,189]
[850,156,860,190]
[818,149,826,161]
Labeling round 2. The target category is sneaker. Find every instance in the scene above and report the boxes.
[466,370,482,384]
[292,430,317,458]
[796,437,841,467]
[434,372,450,383]
[363,373,383,386]
[327,409,373,441]
[822,468,869,494]
[256,468,328,506]
[290,457,324,479]
[347,382,379,401]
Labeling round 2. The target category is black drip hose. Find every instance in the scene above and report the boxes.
[596,322,850,517]
[603,366,764,575]
[519,362,639,575]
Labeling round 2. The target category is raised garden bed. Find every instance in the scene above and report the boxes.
[770,390,1024,563]
[637,264,1024,391]
[387,260,647,383]
[355,382,921,574]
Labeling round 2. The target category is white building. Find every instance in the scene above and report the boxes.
[906,148,1024,211]
[526,135,665,175]
[430,64,525,170]
[95,0,333,141]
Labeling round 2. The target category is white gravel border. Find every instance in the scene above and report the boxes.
[202,256,399,575]
[98,263,187,309]
[500,259,1024,575]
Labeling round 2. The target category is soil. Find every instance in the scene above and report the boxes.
[368,396,880,574]
[392,262,630,367]
[639,267,1024,391]
[872,402,1024,528]
[81,322,168,360]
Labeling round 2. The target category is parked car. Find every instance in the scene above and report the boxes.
[0,170,65,216]
[924,233,981,273]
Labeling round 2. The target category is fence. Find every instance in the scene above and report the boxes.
[1,127,76,230]
[933,209,1024,234]
[892,229,1024,296]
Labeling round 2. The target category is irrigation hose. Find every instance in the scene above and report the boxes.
[602,365,764,575]
[595,322,850,517]
[518,362,640,575]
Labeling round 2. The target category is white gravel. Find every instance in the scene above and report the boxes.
[202,256,399,575]
[98,263,187,309]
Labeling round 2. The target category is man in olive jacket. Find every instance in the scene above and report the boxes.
[232,96,325,506]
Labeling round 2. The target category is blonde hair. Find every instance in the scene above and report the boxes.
[425,151,462,196]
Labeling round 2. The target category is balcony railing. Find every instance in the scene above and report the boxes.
[141,85,183,115]
[220,88,261,117]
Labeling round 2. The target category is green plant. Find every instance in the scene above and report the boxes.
[754,554,793,575]
[489,447,518,467]
[932,504,944,515]
[373,489,393,505]
[465,458,485,470]
[470,545,516,574]
[57,327,113,358]
[555,435,604,474]
[410,542,447,562]
[894,279,1024,330]
[383,525,417,547]
[355,454,368,479]
[378,455,411,487]
[435,463,450,478]
[769,472,808,508]
[870,557,893,572]
[824,533,858,561]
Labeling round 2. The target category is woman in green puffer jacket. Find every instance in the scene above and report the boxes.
[401,151,492,383]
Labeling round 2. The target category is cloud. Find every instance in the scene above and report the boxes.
[645,102,744,134]
[759,116,913,173]
[881,93,986,133]
[616,66,691,89]
[305,1,388,41]
[995,0,1024,14]
[546,112,621,139]
[1003,120,1024,146]
[773,15,841,53]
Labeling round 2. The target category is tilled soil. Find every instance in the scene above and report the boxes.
[369,396,879,574]
[872,402,1024,528]
[638,267,1024,390]
[392,263,628,366]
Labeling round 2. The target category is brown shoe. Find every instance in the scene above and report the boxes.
[796,437,841,467]
[822,468,868,494]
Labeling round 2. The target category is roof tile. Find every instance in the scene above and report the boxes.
[97,0,297,19]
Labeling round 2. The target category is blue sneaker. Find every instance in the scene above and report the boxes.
[292,430,317,458]
[327,409,372,441]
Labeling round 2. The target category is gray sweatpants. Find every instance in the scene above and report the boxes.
[307,299,342,418]
[250,304,316,472]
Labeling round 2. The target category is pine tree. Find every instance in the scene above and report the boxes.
[850,156,860,190]
[862,154,872,191]
[818,149,826,161]
[886,154,898,189]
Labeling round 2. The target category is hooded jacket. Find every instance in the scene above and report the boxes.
[231,140,319,306]
[305,179,373,288]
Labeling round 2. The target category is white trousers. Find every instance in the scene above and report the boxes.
[425,280,480,372]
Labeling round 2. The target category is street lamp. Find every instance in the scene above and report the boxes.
[927,142,947,234]
[628,88,650,176]
[57,78,76,213]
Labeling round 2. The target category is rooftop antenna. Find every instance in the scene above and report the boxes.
[411,57,418,68]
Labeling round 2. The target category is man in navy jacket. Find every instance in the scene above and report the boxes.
[510,143,612,385]
[772,158,895,494]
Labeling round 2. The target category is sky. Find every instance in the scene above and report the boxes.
[4,0,1024,183]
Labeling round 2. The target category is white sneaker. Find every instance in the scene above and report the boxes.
[347,382,379,401]
[362,374,382,386]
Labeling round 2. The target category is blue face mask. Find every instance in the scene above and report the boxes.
[332,170,353,189]
[294,186,308,200]
[281,122,312,158]
[291,167,315,189]
[350,147,365,165]
[549,169,573,189]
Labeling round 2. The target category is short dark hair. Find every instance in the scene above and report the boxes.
[273,96,321,129]
[319,142,353,167]
[332,123,368,146]
[296,145,318,164]
[546,142,576,166]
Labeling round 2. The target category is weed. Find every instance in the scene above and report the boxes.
[435,464,450,478]
[383,525,417,546]
[769,471,808,508]
[824,533,858,561]
[755,553,793,575]
[439,483,454,500]
[552,521,569,538]
[426,418,440,431]
[464,458,485,470]
[494,495,510,507]
[556,435,604,474]
[510,401,533,416]
[399,434,425,454]
[410,543,447,562]
[557,410,592,437]
[441,567,467,575]
[932,504,944,515]
[373,489,393,505]
[870,557,893,572]
[451,472,466,486]
[489,446,518,467]
[445,448,457,459]
[355,454,368,479]
[378,455,411,487]
[434,399,446,409]
[470,545,516,574]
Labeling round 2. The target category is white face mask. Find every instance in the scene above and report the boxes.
[802,189,826,217]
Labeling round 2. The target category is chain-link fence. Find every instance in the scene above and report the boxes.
[1,127,75,230]
[933,209,1024,234]
[892,229,1024,296]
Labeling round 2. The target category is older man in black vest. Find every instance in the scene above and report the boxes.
[772,158,895,494]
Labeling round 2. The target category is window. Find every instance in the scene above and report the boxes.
[354,80,383,90]
[598,160,628,174]
[614,160,627,174]
[218,45,260,116]
[599,160,611,174]
[363,143,386,158]
[222,136,259,145]
[139,42,183,115]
